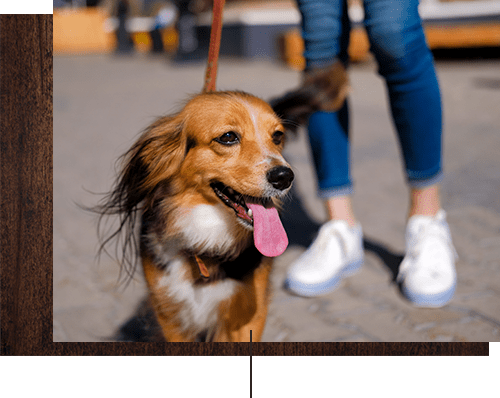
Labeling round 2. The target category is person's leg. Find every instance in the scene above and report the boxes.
[297,0,353,209]
[326,195,357,227]
[286,0,363,297]
[297,0,356,224]
[297,0,351,69]
[409,185,441,218]
[307,103,352,201]
[363,0,456,307]
[363,0,443,207]
[298,0,359,238]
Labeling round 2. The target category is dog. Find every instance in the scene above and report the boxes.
[96,91,294,342]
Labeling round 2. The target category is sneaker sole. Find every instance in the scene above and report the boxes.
[284,258,363,297]
[400,282,456,308]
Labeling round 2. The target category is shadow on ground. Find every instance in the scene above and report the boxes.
[363,238,404,281]
[114,298,165,342]
[280,185,322,248]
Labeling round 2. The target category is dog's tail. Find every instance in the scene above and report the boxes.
[270,60,350,133]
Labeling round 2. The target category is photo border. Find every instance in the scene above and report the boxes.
[0,14,488,356]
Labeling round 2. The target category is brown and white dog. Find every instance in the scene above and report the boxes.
[97,91,294,342]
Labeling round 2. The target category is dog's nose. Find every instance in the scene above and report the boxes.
[267,166,294,191]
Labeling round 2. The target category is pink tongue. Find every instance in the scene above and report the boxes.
[247,203,288,257]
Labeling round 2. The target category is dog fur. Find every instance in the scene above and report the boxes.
[96,91,294,342]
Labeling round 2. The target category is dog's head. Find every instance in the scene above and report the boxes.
[98,91,294,269]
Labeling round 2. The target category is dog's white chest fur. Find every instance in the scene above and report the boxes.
[173,203,251,259]
[158,257,237,333]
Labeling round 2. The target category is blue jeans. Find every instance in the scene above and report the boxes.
[297,0,443,198]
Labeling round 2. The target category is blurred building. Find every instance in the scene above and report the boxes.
[53,0,500,67]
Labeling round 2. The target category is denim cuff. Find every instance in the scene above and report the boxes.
[317,184,354,199]
[306,56,348,72]
[407,171,443,188]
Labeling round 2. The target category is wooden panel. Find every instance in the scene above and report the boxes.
[1,14,54,356]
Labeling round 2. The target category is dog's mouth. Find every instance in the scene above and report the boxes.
[210,181,268,225]
[210,181,288,258]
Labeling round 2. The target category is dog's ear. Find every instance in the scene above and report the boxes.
[90,114,187,280]
[116,114,187,212]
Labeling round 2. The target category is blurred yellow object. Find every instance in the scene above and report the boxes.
[54,8,116,54]
[132,32,151,52]
[132,28,178,53]
[426,24,500,49]
[162,27,179,52]
[54,7,178,55]
[348,27,371,63]
[279,29,306,70]
[280,27,371,70]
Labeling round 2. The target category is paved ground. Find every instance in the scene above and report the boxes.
[53,51,500,342]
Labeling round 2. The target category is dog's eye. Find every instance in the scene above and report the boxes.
[272,131,285,145]
[215,131,239,145]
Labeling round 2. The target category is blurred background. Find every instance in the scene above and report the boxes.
[53,0,500,342]
[53,0,500,64]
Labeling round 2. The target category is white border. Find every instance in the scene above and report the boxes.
[1,0,53,14]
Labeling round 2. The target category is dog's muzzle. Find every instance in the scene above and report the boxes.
[266,166,294,191]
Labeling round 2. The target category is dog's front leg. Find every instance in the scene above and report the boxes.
[142,254,197,342]
[213,260,272,342]
[152,309,195,342]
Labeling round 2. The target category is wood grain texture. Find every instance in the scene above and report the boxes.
[43,342,487,356]
[1,14,53,356]
[0,14,488,356]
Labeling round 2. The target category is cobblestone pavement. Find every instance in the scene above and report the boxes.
[53,53,500,342]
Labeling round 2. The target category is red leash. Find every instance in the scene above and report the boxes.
[196,1,224,277]
[203,0,226,93]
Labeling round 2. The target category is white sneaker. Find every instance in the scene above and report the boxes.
[284,220,364,297]
[397,210,457,307]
